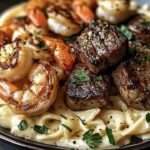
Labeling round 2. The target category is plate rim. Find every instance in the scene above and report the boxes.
[0,0,150,150]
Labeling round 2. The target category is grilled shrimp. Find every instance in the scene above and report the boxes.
[12,22,47,41]
[26,0,94,36]
[72,0,95,24]
[28,8,48,28]
[24,35,75,71]
[27,0,79,33]
[47,4,80,37]
[0,62,58,116]
[46,0,94,36]
[43,36,76,71]
[0,42,33,81]
[25,35,53,61]
[0,30,11,47]
[96,0,137,24]
[26,0,48,28]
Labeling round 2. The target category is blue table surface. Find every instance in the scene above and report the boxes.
[0,0,149,150]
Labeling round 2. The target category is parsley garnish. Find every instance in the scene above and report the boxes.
[61,124,72,132]
[95,76,103,81]
[146,113,150,123]
[144,56,150,62]
[83,129,102,149]
[18,120,28,131]
[60,114,67,120]
[76,115,86,125]
[118,25,133,40]
[72,69,90,85]
[106,127,115,145]
[34,125,48,134]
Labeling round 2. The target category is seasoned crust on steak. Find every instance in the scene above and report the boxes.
[113,48,150,110]
[73,19,127,74]
[128,16,150,44]
[65,65,109,110]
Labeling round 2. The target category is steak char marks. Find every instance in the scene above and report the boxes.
[113,46,150,110]
[73,19,127,74]
[128,16,150,44]
[66,66,109,110]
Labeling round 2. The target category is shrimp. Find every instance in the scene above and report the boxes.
[0,62,58,116]
[12,23,47,41]
[25,35,53,62]
[96,0,137,24]
[26,0,94,36]
[43,36,76,71]
[47,4,80,36]
[28,8,48,28]
[0,42,33,81]
[0,30,10,47]
[72,0,95,24]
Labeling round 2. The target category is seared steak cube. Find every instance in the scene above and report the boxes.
[128,16,150,44]
[66,66,109,110]
[73,19,127,74]
[113,49,150,110]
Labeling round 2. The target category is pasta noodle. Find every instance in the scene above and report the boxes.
[0,93,150,149]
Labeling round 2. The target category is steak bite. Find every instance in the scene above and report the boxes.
[128,16,150,44]
[73,19,127,74]
[66,66,110,110]
[113,48,150,110]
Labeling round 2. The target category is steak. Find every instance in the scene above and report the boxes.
[65,65,109,110]
[73,19,127,74]
[113,47,150,110]
[128,16,150,44]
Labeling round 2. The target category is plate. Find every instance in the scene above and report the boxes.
[0,0,149,150]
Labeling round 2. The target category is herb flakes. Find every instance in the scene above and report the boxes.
[146,113,150,123]
[83,129,102,149]
[61,124,72,132]
[144,56,150,62]
[106,127,115,145]
[34,125,48,134]
[18,120,28,131]
[60,114,68,120]
[95,76,103,81]
[118,25,133,40]
[71,69,90,85]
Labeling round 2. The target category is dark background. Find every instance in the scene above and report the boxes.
[0,0,149,149]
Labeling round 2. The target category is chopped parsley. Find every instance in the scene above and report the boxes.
[71,69,90,85]
[60,114,67,120]
[18,120,28,131]
[61,124,72,132]
[76,115,86,125]
[118,25,133,40]
[95,75,103,81]
[144,56,150,62]
[83,129,102,149]
[146,113,150,123]
[106,127,115,145]
[34,125,48,134]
